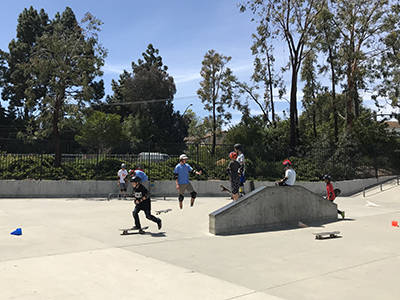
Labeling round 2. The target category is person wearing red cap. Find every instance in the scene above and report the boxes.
[276,159,296,186]
[323,174,345,219]
[227,151,241,201]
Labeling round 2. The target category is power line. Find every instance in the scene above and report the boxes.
[102,95,198,106]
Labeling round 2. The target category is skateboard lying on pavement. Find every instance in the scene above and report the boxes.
[154,209,172,215]
[119,226,149,235]
[313,231,341,240]
[220,184,231,194]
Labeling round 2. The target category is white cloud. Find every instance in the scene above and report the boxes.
[174,73,202,84]
[103,63,127,75]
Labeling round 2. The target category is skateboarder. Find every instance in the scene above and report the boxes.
[129,166,149,189]
[174,154,202,209]
[234,144,246,195]
[130,176,162,234]
[275,159,296,186]
[117,163,128,199]
[323,174,345,219]
[227,151,240,201]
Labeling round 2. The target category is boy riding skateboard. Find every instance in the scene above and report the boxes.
[130,176,162,234]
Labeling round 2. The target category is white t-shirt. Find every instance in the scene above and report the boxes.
[117,169,128,183]
[285,168,296,186]
[237,153,245,165]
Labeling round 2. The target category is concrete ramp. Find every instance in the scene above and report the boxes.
[209,185,338,235]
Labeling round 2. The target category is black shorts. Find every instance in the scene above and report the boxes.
[231,179,240,194]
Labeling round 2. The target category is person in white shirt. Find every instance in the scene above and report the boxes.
[234,143,246,194]
[276,159,296,186]
[117,163,129,198]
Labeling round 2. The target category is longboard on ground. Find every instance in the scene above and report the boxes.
[119,226,149,235]
[313,231,341,240]
[154,209,172,215]
[220,184,232,194]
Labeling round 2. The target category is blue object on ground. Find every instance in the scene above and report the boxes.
[11,228,22,236]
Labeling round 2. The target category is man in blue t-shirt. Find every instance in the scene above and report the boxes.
[174,154,202,209]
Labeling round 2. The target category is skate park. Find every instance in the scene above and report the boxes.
[1,177,400,300]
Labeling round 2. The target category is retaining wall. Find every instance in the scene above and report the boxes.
[0,176,396,198]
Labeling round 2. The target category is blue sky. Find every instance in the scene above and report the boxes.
[1,0,397,124]
[0,0,294,125]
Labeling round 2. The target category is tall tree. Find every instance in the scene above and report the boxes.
[197,50,239,154]
[75,111,124,153]
[111,44,188,153]
[314,3,341,141]
[301,50,320,138]
[27,8,106,166]
[241,0,326,154]
[250,8,285,127]
[375,3,400,113]
[329,0,393,131]
[0,7,49,121]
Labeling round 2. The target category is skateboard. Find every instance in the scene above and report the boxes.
[313,231,341,240]
[154,209,172,215]
[220,184,232,194]
[119,226,149,235]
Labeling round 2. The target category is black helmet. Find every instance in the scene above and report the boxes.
[234,143,242,151]
[130,176,141,183]
[323,174,331,181]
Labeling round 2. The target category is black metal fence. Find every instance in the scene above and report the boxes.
[0,144,399,181]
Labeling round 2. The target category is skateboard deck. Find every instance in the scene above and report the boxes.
[119,226,149,235]
[313,231,341,240]
[334,188,341,197]
[220,184,231,194]
[154,209,172,215]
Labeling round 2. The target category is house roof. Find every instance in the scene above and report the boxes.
[385,121,400,129]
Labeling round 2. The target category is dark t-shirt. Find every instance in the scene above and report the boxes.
[133,183,150,210]
[133,184,149,201]
[227,160,240,181]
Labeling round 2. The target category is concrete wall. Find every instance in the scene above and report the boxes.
[209,185,338,235]
[0,176,397,198]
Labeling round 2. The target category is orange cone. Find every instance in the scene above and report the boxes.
[392,221,399,227]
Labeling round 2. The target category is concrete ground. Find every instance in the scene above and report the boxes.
[1,180,400,300]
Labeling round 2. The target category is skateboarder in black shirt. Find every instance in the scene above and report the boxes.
[130,176,162,234]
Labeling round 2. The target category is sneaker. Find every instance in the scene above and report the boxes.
[138,229,145,234]
[340,211,345,219]
[157,219,162,230]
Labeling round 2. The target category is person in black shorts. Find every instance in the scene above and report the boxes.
[130,176,162,234]
[227,151,241,200]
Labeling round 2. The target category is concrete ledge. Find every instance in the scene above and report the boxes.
[0,176,397,198]
[209,185,338,235]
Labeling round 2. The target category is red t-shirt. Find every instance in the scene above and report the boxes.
[326,182,336,201]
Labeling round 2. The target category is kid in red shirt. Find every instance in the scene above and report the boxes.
[324,175,345,219]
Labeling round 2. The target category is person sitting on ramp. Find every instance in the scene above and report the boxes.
[276,159,296,186]
[323,174,345,219]
[130,176,162,234]
[174,154,202,209]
